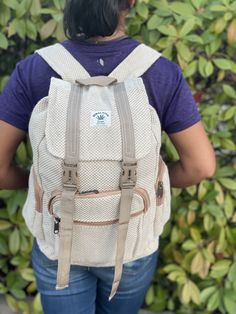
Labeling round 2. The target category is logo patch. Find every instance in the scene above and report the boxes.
[90,111,111,128]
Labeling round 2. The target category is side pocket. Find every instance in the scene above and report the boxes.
[154,157,171,237]
[31,168,45,241]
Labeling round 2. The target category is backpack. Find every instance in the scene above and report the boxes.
[22,43,171,300]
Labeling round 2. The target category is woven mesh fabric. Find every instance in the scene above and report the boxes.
[23,76,172,265]
[71,213,145,266]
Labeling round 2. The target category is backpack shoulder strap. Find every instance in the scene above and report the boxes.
[109,44,161,82]
[36,43,90,82]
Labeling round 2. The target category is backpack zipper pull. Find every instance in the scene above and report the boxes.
[54,217,61,234]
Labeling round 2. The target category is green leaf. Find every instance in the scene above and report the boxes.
[3,0,19,10]
[185,34,203,44]
[0,220,12,230]
[210,5,227,12]
[40,19,57,40]
[183,60,197,77]
[16,0,32,19]
[198,56,208,77]
[223,85,236,99]
[190,227,201,242]
[0,237,9,255]
[157,24,177,37]
[9,228,20,255]
[201,286,218,303]
[145,285,155,305]
[136,3,149,19]
[219,178,236,190]
[0,4,11,26]
[221,138,236,151]
[176,41,192,62]
[215,166,235,178]
[16,142,27,164]
[210,260,232,279]
[182,240,197,251]
[147,15,162,30]
[33,293,43,313]
[10,288,26,300]
[20,268,35,282]
[26,20,37,40]
[0,190,14,199]
[205,61,214,77]
[228,263,236,282]
[213,58,232,70]
[6,294,18,312]
[171,2,195,16]
[180,19,196,37]
[30,0,41,16]
[0,32,8,49]
[223,293,236,314]
[207,290,220,311]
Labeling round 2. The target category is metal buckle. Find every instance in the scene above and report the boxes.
[120,162,137,189]
[62,163,77,189]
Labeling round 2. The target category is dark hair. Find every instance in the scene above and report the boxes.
[63,0,130,40]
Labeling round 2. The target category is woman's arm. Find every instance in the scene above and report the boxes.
[0,120,29,189]
[167,121,216,188]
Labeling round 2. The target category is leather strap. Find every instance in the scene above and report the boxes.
[76,76,117,87]
[109,83,137,300]
[56,84,82,290]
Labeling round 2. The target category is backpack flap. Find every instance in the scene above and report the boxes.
[45,77,152,162]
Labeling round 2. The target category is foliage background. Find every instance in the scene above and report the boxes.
[0,0,236,313]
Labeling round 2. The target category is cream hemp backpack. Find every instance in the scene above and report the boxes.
[22,43,171,300]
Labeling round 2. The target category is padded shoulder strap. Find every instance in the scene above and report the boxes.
[109,44,161,82]
[36,43,90,82]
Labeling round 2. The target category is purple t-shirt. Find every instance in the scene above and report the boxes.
[0,37,200,134]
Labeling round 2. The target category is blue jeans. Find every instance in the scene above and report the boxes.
[31,239,159,314]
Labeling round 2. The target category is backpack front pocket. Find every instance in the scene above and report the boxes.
[48,187,150,265]
[48,188,150,227]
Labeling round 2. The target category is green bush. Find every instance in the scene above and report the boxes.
[0,0,236,313]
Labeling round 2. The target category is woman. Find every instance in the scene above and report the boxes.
[0,0,216,313]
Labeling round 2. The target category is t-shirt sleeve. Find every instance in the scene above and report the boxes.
[161,62,201,134]
[0,59,34,132]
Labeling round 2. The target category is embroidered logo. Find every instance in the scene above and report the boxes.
[90,111,111,128]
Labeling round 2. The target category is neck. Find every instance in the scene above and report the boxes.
[93,30,126,42]
[91,13,126,42]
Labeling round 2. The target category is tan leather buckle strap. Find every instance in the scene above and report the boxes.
[76,76,117,87]
[109,83,137,300]
[56,85,82,290]
[56,188,77,290]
